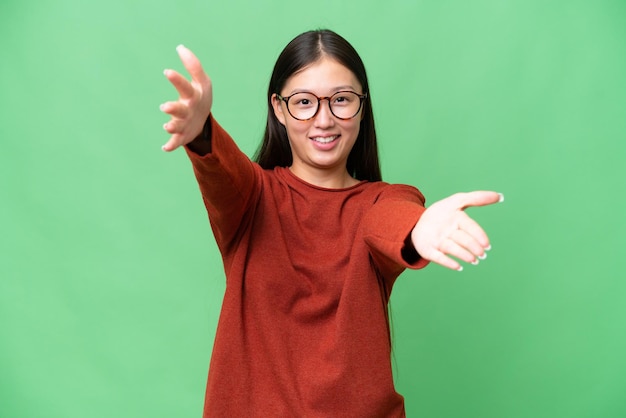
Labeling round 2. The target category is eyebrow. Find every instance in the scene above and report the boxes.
[288,85,361,95]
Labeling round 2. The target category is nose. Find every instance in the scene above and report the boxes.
[313,98,335,128]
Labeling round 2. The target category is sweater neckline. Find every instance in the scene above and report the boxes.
[277,166,369,192]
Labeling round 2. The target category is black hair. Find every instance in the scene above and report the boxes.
[253,29,382,182]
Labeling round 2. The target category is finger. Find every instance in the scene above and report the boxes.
[439,238,476,264]
[176,45,210,86]
[457,213,490,249]
[164,117,192,135]
[450,229,485,260]
[164,69,195,99]
[162,133,184,152]
[424,249,463,271]
[163,120,179,134]
[160,101,189,119]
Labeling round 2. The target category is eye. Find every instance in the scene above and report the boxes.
[332,92,356,106]
[290,93,316,108]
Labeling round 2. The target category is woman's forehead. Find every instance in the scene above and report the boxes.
[283,57,362,95]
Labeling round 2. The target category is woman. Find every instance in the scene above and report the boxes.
[160,29,501,417]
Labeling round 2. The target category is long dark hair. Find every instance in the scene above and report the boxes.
[253,29,382,182]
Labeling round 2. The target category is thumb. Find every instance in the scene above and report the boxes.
[455,191,504,209]
[177,45,210,86]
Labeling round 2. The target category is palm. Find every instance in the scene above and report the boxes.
[161,45,213,152]
[411,191,502,271]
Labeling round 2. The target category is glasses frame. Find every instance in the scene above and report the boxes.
[276,90,368,121]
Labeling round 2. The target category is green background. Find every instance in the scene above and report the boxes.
[2,0,625,417]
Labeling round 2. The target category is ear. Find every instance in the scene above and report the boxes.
[271,94,287,126]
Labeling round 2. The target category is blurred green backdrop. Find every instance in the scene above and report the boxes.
[1,0,625,417]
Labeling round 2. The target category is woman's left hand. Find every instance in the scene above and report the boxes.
[411,191,503,271]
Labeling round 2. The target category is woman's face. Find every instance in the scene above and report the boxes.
[272,57,363,183]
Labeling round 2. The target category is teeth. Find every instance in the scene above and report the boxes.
[311,135,337,144]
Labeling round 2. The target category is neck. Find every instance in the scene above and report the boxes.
[289,165,360,189]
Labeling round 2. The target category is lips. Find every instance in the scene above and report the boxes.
[310,135,339,144]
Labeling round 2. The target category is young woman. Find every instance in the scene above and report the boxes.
[160,29,502,417]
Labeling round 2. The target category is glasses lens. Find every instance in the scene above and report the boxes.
[287,93,318,120]
[330,92,361,119]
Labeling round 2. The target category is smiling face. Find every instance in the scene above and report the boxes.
[272,57,364,187]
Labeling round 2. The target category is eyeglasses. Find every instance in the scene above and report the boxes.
[276,91,368,121]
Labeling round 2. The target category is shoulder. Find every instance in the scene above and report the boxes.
[360,181,426,205]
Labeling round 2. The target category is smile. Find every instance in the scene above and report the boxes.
[310,135,338,144]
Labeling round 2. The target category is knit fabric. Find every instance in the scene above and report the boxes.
[185,116,428,417]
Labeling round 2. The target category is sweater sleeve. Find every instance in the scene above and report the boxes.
[184,115,261,253]
[362,184,430,281]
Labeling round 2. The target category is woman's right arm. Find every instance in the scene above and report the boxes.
[159,45,260,252]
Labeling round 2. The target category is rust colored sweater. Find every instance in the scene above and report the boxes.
[186,116,428,417]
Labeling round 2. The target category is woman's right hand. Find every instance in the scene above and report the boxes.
[161,45,213,152]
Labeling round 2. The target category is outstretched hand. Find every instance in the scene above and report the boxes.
[161,45,213,152]
[411,191,503,271]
